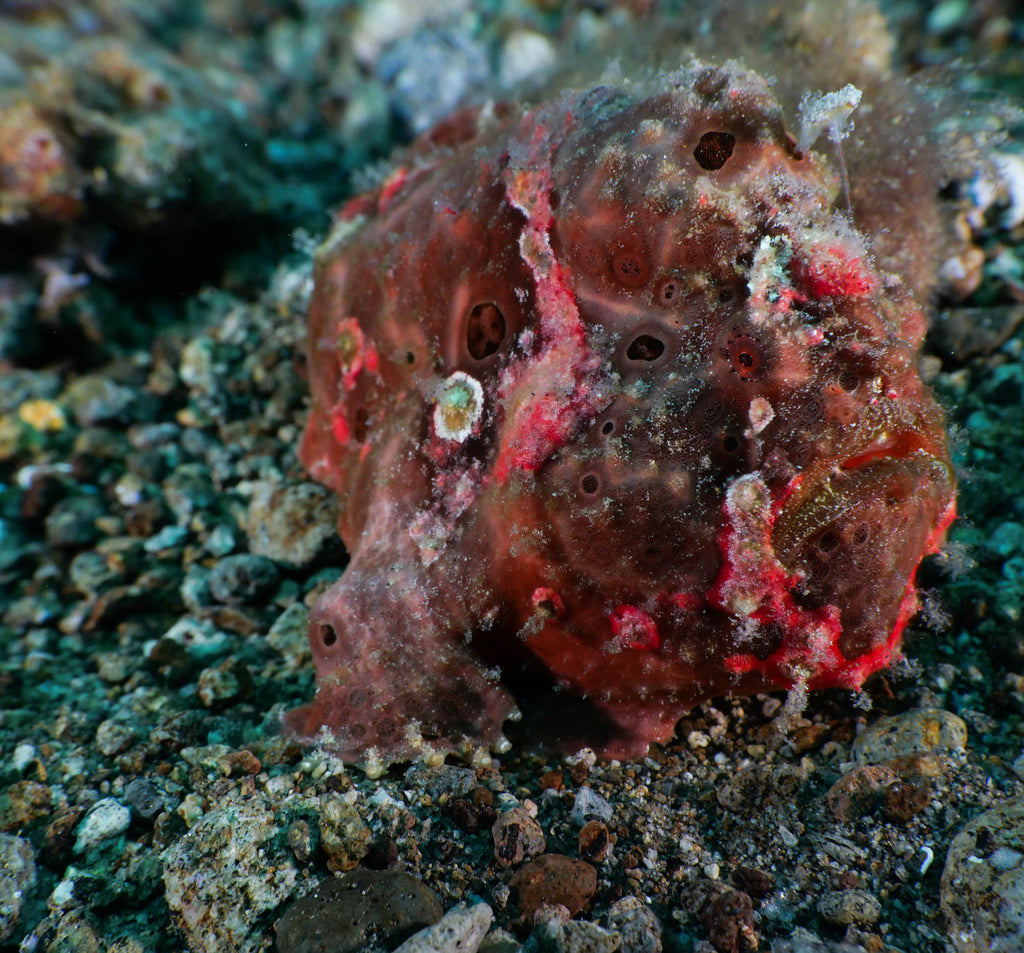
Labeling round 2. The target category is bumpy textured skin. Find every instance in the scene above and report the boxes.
[287,64,956,765]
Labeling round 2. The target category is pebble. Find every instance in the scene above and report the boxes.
[94,720,135,757]
[44,495,104,549]
[123,779,164,822]
[816,889,881,927]
[207,553,280,605]
[392,902,492,953]
[492,807,546,869]
[63,376,139,426]
[0,781,51,831]
[155,617,232,663]
[375,29,490,134]
[268,602,311,657]
[498,30,556,89]
[578,820,610,864]
[826,753,943,822]
[73,798,131,854]
[701,887,757,953]
[69,550,124,596]
[716,763,806,815]
[479,929,522,953]
[571,786,613,826]
[245,481,339,569]
[605,896,661,953]
[318,794,371,872]
[404,763,477,800]
[0,833,36,943]
[769,926,883,951]
[143,524,188,553]
[941,796,1024,952]
[550,919,620,953]
[731,867,774,901]
[510,854,597,923]
[163,797,298,953]
[275,870,442,953]
[162,463,217,524]
[196,657,254,707]
[851,709,967,765]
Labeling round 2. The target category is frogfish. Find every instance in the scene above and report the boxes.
[286,61,957,770]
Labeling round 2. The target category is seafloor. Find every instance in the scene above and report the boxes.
[2,2,1024,952]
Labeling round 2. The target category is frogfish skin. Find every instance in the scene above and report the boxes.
[286,62,957,769]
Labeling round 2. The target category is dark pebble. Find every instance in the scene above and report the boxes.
[124,779,164,822]
[444,797,496,834]
[275,869,442,953]
[731,865,774,900]
[44,495,104,549]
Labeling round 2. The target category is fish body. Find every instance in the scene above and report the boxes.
[288,63,956,765]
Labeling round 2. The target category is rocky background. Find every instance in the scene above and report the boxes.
[2,1,1024,952]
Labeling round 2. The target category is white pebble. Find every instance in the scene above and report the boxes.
[74,798,131,853]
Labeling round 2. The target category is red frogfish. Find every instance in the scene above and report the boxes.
[286,62,957,769]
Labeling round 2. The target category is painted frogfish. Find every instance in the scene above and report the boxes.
[287,62,957,769]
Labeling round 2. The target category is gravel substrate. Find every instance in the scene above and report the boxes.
[2,2,1024,952]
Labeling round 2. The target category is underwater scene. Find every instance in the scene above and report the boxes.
[2,1,1024,951]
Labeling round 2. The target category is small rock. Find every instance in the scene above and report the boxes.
[768,926,878,951]
[578,820,610,864]
[0,780,51,831]
[716,763,806,815]
[287,820,313,863]
[319,794,371,872]
[930,305,1024,361]
[124,779,164,822]
[152,616,232,665]
[0,833,36,943]
[731,866,774,900]
[701,888,757,953]
[851,709,967,765]
[552,919,621,953]
[571,786,613,826]
[44,495,104,549]
[941,797,1024,953]
[510,854,597,923]
[19,912,103,953]
[444,796,497,834]
[881,778,932,823]
[498,30,556,89]
[816,889,881,927]
[404,763,477,800]
[94,720,134,757]
[479,928,522,953]
[69,550,123,596]
[63,376,138,426]
[268,603,310,657]
[208,553,280,605]
[605,896,661,953]
[42,809,83,867]
[275,870,442,953]
[393,902,492,953]
[826,764,898,823]
[196,657,254,707]
[161,463,217,524]
[164,797,297,952]
[246,482,339,569]
[493,807,546,869]
[74,798,131,853]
